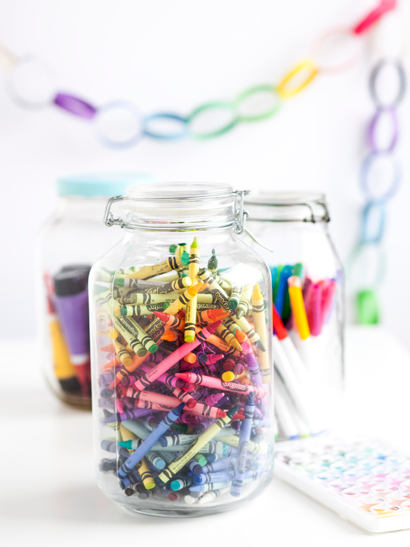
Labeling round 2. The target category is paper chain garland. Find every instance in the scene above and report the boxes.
[347,5,406,324]
[0,0,398,149]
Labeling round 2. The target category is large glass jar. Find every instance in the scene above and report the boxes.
[37,172,153,409]
[244,192,344,443]
[89,182,274,516]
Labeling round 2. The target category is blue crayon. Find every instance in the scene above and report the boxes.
[231,392,255,497]
[200,457,234,474]
[119,470,142,489]
[118,403,185,478]
[274,265,292,317]
[193,470,234,485]
[170,477,193,491]
[100,371,115,385]
[101,440,117,453]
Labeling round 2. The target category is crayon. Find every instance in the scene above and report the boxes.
[198,269,230,311]
[137,458,156,490]
[251,284,270,380]
[175,372,267,399]
[232,314,264,350]
[197,487,231,504]
[196,308,229,325]
[153,311,184,330]
[184,238,200,343]
[133,320,222,392]
[144,282,203,344]
[216,324,243,351]
[146,452,166,470]
[207,248,218,274]
[117,403,185,478]
[116,303,167,316]
[114,319,147,357]
[170,477,193,491]
[228,283,244,310]
[115,316,158,354]
[157,406,237,484]
[119,292,181,305]
[231,392,255,496]
[287,276,310,339]
[121,255,189,281]
[223,316,247,342]
[144,277,192,295]
[236,283,253,318]
[114,340,133,367]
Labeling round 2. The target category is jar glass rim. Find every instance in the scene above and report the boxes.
[245,191,329,223]
[245,191,326,206]
[125,181,234,201]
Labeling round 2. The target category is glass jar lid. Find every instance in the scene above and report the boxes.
[104,182,250,232]
[245,191,330,223]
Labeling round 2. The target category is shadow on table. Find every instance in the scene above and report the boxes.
[0,485,186,526]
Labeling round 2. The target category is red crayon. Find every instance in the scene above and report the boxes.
[154,311,185,331]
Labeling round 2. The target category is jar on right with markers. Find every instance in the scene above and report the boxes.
[244,192,344,443]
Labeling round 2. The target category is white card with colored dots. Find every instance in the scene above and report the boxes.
[275,437,410,532]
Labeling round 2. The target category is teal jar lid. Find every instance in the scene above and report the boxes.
[57,172,154,197]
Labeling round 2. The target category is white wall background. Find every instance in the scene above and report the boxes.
[0,0,409,346]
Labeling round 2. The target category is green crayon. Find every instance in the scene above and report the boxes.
[157,406,238,484]
[228,283,244,310]
[208,248,218,274]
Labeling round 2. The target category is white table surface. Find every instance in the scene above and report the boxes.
[1,326,410,546]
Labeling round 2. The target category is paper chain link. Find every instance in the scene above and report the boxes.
[348,11,407,324]
[0,1,397,149]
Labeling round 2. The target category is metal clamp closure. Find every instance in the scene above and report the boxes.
[103,195,127,228]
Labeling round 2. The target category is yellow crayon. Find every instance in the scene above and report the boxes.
[122,255,189,281]
[221,370,248,382]
[185,238,200,343]
[232,314,263,349]
[145,276,192,295]
[215,324,243,351]
[145,282,204,344]
[114,318,147,357]
[137,457,156,490]
[288,276,310,340]
[251,284,270,381]
[94,290,120,317]
[213,274,232,294]
[119,423,137,443]
[114,339,133,368]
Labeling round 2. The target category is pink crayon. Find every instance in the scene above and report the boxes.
[175,372,267,399]
[306,282,323,336]
[125,388,196,409]
[133,321,222,392]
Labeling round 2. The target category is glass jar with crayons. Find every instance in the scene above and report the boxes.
[89,182,274,516]
[38,173,153,409]
[245,192,344,443]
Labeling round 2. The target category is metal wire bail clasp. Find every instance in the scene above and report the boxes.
[103,195,128,228]
[233,190,250,235]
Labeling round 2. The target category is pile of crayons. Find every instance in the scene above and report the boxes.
[92,238,274,510]
[270,264,338,441]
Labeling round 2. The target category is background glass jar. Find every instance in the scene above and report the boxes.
[244,192,344,443]
[37,172,153,409]
[89,182,274,516]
